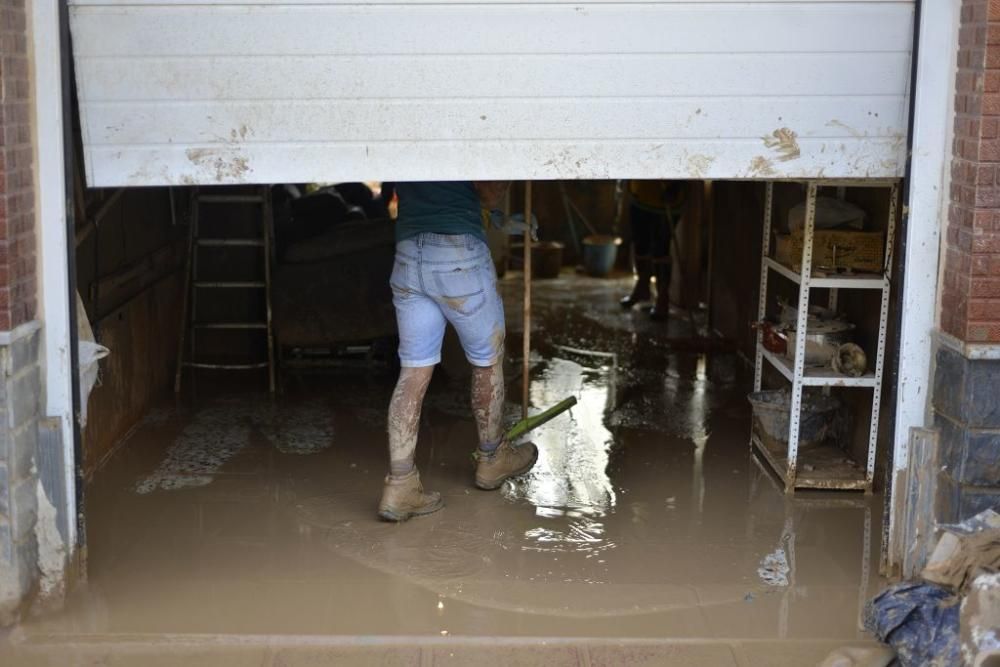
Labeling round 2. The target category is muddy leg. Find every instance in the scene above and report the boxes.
[471,360,505,452]
[387,366,434,478]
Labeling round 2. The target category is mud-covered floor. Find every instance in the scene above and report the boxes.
[4,273,886,666]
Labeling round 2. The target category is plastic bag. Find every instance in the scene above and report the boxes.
[865,582,960,667]
[77,292,109,428]
[788,196,866,232]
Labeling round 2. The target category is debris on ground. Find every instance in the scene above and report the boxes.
[962,572,1000,666]
[866,509,1000,667]
[923,510,1000,593]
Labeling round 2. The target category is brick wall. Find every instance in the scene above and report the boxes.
[0,0,43,623]
[944,0,1000,343]
[932,0,1000,526]
[0,0,38,331]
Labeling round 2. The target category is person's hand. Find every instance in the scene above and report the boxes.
[488,209,539,240]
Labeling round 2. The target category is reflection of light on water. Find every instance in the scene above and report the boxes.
[506,357,618,563]
[506,358,616,516]
[691,354,709,517]
[523,519,616,559]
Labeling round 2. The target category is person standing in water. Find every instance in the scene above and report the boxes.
[619,180,686,321]
[378,181,538,522]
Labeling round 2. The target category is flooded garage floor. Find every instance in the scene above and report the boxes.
[4,273,885,665]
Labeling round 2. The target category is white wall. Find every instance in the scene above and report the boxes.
[69,0,914,186]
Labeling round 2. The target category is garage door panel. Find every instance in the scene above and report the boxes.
[77,53,912,103]
[86,97,907,146]
[71,4,913,57]
[70,0,914,184]
[90,137,904,186]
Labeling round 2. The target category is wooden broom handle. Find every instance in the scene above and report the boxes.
[522,181,532,421]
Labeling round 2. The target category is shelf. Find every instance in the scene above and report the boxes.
[751,434,869,492]
[764,257,886,290]
[761,347,877,388]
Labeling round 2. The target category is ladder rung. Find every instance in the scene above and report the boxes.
[194,323,268,330]
[194,281,266,289]
[198,195,266,204]
[197,239,264,247]
[184,361,270,370]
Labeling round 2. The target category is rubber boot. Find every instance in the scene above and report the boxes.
[475,439,539,490]
[620,256,653,309]
[649,259,672,322]
[378,470,444,522]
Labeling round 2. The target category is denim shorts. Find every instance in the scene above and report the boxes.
[391,233,505,368]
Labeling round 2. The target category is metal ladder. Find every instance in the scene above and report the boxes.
[174,189,276,394]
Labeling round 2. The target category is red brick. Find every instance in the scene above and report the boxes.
[972,230,1000,252]
[0,4,37,331]
[981,137,1000,161]
[976,1,990,23]
[972,277,1000,297]
[968,297,1000,319]
[966,321,1000,342]
[960,71,977,94]
[976,186,1000,207]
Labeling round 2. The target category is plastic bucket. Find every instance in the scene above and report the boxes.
[581,235,622,277]
[531,241,564,279]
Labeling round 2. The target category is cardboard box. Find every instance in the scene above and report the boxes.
[774,230,884,273]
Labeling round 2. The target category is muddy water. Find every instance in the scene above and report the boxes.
[8,274,884,663]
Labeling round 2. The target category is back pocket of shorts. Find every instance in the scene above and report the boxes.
[432,266,485,316]
[390,260,410,296]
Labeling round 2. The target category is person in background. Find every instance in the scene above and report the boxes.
[619,180,686,321]
[377,181,538,522]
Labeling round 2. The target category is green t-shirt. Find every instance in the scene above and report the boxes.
[393,181,486,243]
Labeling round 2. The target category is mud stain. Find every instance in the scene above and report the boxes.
[762,127,801,162]
[185,147,251,183]
[748,156,777,177]
[135,405,251,493]
[442,296,467,311]
[826,119,864,139]
[686,153,715,178]
[136,400,336,492]
[258,400,335,455]
[490,325,506,357]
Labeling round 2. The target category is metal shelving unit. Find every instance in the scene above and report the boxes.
[752,180,898,493]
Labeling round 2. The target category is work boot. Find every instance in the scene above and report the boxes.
[475,439,539,490]
[649,259,672,322]
[378,470,444,522]
[620,256,653,309]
